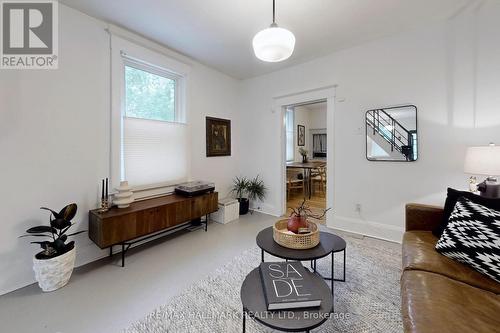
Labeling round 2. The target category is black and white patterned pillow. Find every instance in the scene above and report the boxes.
[435,197,500,283]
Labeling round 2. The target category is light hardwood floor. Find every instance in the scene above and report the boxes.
[286,182,327,223]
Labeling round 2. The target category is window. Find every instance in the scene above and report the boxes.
[120,54,187,190]
[110,35,191,196]
[312,133,327,158]
[125,65,176,122]
[285,107,294,162]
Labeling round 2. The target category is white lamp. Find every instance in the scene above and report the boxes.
[464,143,500,198]
[253,0,295,62]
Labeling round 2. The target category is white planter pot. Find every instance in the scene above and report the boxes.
[33,247,76,292]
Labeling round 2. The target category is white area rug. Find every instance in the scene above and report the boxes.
[125,233,403,333]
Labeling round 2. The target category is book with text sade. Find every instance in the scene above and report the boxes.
[259,261,322,310]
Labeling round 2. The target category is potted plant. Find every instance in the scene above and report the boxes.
[299,147,308,163]
[231,176,250,215]
[20,203,85,292]
[288,199,330,233]
[247,175,267,214]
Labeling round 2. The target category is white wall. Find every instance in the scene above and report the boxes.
[309,108,327,130]
[239,1,500,242]
[293,106,310,161]
[3,0,500,295]
[0,5,240,295]
[308,107,327,156]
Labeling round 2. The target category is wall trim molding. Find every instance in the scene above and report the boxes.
[329,215,404,243]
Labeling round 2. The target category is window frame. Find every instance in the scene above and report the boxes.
[123,56,185,124]
[110,33,191,197]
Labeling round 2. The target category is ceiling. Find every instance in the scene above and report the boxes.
[60,0,473,79]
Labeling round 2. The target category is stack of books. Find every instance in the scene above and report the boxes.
[259,261,322,310]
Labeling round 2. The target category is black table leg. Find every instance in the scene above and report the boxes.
[317,249,346,282]
[307,169,312,199]
[331,251,334,294]
[341,249,346,282]
[261,249,264,263]
[242,309,246,333]
[109,246,113,257]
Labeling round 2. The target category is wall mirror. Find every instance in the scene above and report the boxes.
[366,105,418,162]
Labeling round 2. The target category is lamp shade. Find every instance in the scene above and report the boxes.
[464,145,500,176]
[252,26,295,62]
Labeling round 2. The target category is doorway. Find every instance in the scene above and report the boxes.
[274,85,335,222]
[284,100,328,221]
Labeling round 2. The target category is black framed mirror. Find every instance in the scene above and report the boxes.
[366,105,418,162]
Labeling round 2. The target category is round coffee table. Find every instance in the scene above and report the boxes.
[256,227,347,294]
[240,267,333,333]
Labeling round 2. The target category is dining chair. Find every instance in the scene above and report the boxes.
[312,166,326,196]
[286,169,304,198]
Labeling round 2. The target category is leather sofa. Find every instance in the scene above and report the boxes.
[402,204,500,332]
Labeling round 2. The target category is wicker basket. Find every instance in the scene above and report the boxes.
[273,219,320,249]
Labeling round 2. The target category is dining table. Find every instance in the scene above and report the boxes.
[286,160,326,199]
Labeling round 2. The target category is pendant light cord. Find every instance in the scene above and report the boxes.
[273,0,276,24]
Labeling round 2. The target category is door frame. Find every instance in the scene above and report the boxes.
[273,85,337,218]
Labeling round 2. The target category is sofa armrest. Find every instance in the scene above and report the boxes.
[405,204,444,232]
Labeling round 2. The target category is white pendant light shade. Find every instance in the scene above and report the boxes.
[253,26,295,62]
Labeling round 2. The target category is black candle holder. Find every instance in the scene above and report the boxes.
[99,178,110,213]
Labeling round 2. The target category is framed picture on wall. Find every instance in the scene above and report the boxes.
[206,117,231,157]
[297,125,305,146]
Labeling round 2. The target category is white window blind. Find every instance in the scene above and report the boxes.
[123,118,187,187]
[285,108,294,162]
[122,56,188,188]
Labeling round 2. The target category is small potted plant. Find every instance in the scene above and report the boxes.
[247,175,267,214]
[20,203,85,292]
[288,199,330,233]
[231,176,250,215]
[299,147,308,163]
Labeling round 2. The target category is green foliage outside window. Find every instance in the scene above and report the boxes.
[125,66,176,121]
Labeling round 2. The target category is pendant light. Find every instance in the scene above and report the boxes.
[252,0,295,62]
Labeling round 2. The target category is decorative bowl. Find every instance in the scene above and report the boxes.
[273,219,320,249]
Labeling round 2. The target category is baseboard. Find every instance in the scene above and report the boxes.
[328,215,404,243]
[249,203,281,217]
[249,206,403,243]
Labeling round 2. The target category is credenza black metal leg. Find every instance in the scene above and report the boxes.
[122,243,125,267]
[109,246,112,257]
[205,214,208,232]
[261,249,264,262]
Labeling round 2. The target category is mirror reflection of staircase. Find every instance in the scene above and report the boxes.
[366,108,417,161]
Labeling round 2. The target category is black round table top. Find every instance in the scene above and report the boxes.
[241,267,333,332]
[256,227,346,261]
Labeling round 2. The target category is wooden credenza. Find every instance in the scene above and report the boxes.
[89,192,218,265]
